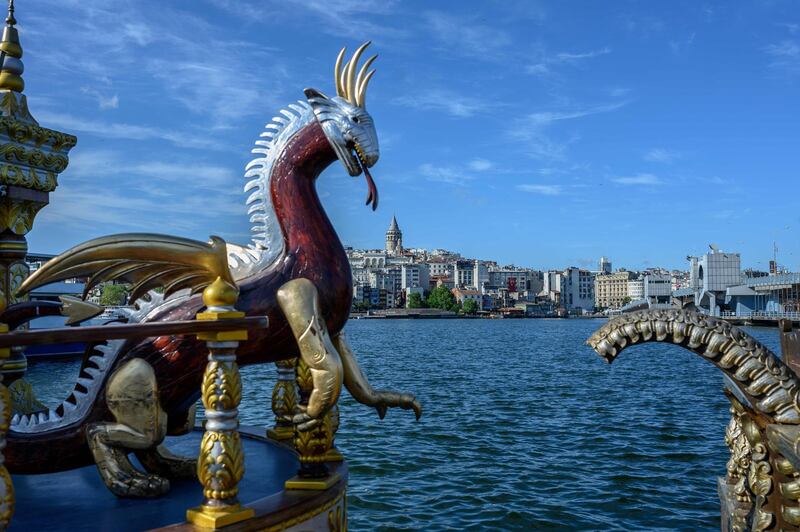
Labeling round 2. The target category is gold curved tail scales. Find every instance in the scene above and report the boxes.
[586,309,800,424]
[16,233,235,302]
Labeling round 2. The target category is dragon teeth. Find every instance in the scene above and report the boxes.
[11,413,19,425]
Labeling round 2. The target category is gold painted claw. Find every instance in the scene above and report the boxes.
[292,405,323,432]
[372,390,422,421]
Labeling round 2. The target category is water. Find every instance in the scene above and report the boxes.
[24,319,782,531]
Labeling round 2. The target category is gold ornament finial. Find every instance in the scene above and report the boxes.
[6,0,15,27]
[0,0,24,92]
[202,276,239,310]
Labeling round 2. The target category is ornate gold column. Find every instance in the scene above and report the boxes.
[285,357,339,490]
[186,277,254,528]
[0,322,13,526]
[267,358,297,443]
[0,0,76,381]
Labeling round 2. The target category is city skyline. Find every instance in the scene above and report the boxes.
[15,0,799,272]
[348,215,783,275]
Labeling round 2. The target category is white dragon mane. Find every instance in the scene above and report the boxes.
[227,100,316,280]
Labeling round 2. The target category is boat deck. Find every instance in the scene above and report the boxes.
[10,427,347,531]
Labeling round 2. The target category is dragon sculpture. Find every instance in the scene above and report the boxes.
[2,42,421,497]
[587,309,800,530]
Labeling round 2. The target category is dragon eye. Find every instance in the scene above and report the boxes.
[352,116,360,123]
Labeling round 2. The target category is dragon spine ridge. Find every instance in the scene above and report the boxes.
[229,100,314,278]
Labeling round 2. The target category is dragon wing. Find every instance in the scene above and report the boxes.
[17,233,234,303]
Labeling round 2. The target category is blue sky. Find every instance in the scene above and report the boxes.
[17,0,800,271]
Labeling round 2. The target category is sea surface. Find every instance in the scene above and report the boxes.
[24,318,782,531]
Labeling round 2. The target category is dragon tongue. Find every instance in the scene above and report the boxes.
[363,161,378,211]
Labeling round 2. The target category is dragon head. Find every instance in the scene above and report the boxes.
[304,42,380,210]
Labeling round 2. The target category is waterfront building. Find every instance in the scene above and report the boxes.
[595,270,637,309]
[598,256,612,274]
[473,260,489,292]
[671,270,691,291]
[403,285,425,307]
[627,277,644,301]
[401,263,429,291]
[427,259,453,279]
[488,267,531,294]
[452,288,482,309]
[455,260,474,289]
[430,248,461,260]
[644,272,671,305]
[561,267,595,312]
[542,270,563,306]
[385,215,403,255]
[515,299,556,317]
[686,245,742,315]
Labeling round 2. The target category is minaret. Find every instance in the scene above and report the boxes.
[385,215,402,255]
[0,0,77,380]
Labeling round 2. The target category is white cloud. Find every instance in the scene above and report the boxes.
[516,184,562,195]
[507,101,627,160]
[419,163,473,186]
[423,11,512,57]
[525,101,628,126]
[765,40,800,73]
[527,47,611,76]
[207,0,407,41]
[47,148,247,233]
[80,87,119,110]
[393,89,494,118]
[67,150,239,191]
[765,40,800,58]
[644,148,681,163]
[612,173,663,186]
[468,159,493,172]
[36,111,228,151]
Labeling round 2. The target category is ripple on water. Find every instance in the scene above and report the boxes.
[23,320,781,531]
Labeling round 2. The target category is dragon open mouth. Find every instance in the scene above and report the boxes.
[353,142,378,211]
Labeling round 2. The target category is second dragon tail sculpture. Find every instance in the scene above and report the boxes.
[587,309,800,423]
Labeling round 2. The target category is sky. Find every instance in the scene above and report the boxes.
[15,0,800,272]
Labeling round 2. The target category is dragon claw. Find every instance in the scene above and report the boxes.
[292,406,323,431]
[372,391,422,421]
[412,400,422,421]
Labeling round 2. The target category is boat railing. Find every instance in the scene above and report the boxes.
[0,306,273,528]
[720,310,800,320]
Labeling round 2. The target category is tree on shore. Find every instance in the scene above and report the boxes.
[100,283,129,306]
[462,299,479,315]
[427,286,458,312]
[352,300,371,312]
[407,292,426,308]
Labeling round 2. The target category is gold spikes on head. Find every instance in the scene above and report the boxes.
[334,41,376,108]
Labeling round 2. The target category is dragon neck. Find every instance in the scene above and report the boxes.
[271,119,342,266]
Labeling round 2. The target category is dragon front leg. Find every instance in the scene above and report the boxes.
[332,332,422,421]
[86,358,194,497]
[277,278,343,431]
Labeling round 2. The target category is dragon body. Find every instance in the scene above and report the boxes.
[5,43,419,477]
